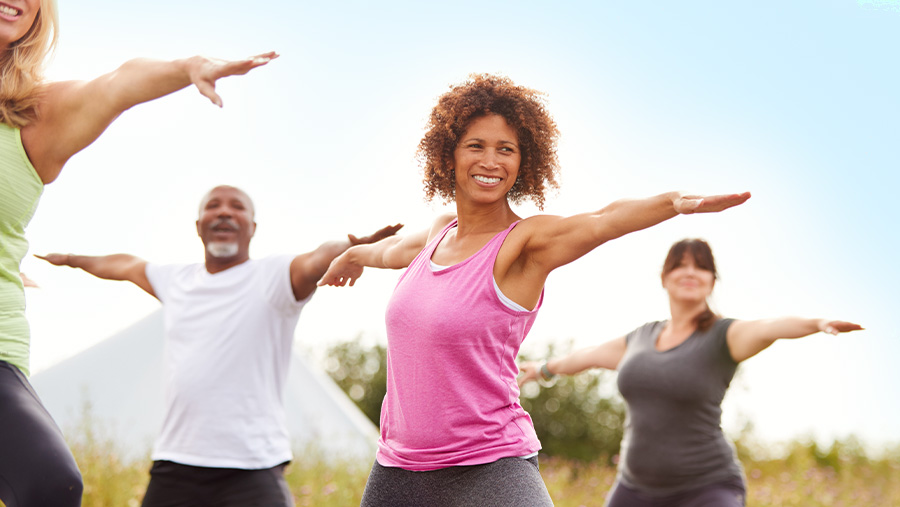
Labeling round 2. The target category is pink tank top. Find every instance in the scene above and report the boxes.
[377,219,543,470]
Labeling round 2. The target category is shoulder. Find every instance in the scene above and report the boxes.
[425,213,458,242]
[625,320,663,344]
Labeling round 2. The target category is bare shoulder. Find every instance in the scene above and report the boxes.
[425,213,458,242]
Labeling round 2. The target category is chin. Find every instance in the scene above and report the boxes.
[207,242,239,258]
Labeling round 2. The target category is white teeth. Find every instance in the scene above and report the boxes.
[473,175,501,184]
[0,5,19,16]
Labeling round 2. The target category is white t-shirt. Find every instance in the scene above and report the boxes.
[145,255,311,469]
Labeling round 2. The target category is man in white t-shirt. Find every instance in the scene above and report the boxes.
[39,185,400,507]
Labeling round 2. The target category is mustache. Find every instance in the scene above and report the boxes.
[211,218,240,231]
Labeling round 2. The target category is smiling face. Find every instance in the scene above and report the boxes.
[0,0,40,50]
[452,114,521,206]
[662,252,716,304]
[195,186,256,263]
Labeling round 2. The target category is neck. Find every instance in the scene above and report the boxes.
[454,197,519,235]
[204,253,250,274]
[667,298,708,331]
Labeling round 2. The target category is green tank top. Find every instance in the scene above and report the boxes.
[0,122,43,376]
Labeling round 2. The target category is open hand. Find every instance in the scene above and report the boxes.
[517,361,542,387]
[819,320,864,335]
[19,272,39,288]
[317,251,365,287]
[189,51,279,107]
[349,223,404,246]
[675,192,751,214]
[34,253,71,266]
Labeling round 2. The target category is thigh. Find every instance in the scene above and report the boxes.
[360,460,437,507]
[141,461,207,507]
[604,480,655,507]
[445,456,553,507]
[142,461,294,507]
[214,463,294,507]
[676,479,745,507]
[0,362,83,507]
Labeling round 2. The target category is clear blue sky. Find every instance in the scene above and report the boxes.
[21,0,900,453]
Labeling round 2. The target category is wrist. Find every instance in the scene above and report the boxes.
[540,362,556,381]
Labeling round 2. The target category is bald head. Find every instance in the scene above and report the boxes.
[198,185,255,219]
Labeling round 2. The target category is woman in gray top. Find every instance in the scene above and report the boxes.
[518,238,862,507]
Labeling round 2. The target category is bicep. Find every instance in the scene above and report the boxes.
[25,79,123,180]
[125,260,155,297]
[726,319,776,363]
[382,215,453,268]
[521,213,610,273]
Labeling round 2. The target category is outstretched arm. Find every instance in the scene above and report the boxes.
[318,214,456,288]
[521,191,750,275]
[290,224,403,300]
[726,317,863,363]
[35,253,154,297]
[23,52,278,183]
[518,336,627,387]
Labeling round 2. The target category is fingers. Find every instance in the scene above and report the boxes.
[195,80,223,107]
[696,192,751,213]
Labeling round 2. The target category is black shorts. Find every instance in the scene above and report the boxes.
[141,460,293,507]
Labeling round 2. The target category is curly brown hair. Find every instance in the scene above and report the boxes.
[417,74,560,209]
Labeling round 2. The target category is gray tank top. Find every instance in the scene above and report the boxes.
[616,318,745,495]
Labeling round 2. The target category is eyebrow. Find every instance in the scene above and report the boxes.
[461,137,519,147]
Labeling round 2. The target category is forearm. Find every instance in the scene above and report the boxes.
[305,239,354,278]
[749,317,825,341]
[546,349,601,377]
[64,254,145,281]
[103,57,197,112]
[349,236,411,270]
[590,192,680,244]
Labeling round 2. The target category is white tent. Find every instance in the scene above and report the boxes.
[30,310,378,463]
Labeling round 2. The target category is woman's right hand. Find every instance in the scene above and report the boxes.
[186,51,278,107]
[317,249,365,287]
[517,361,542,387]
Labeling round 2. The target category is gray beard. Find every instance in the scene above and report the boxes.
[207,242,239,258]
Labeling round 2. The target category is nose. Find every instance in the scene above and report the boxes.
[479,148,501,169]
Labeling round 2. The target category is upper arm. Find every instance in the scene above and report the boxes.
[124,259,155,297]
[22,78,124,183]
[516,213,610,274]
[726,319,776,363]
[384,214,455,267]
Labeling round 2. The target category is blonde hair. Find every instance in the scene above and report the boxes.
[0,0,59,128]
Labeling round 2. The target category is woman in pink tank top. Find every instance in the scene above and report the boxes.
[318,74,751,507]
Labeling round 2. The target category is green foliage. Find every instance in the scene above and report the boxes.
[519,343,625,464]
[324,337,625,463]
[323,336,387,426]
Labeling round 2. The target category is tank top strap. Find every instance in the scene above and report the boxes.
[482,220,522,260]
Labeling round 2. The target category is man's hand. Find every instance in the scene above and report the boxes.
[348,223,404,246]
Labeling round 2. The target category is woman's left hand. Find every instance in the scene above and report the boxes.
[819,320,864,335]
[675,192,751,214]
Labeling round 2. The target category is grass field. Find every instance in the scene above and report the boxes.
[64,436,900,507]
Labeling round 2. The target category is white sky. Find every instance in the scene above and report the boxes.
[20,1,900,452]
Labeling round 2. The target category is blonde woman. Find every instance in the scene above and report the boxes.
[0,2,274,505]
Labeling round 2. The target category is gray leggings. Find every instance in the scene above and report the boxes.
[361,456,554,507]
[605,477,745,507]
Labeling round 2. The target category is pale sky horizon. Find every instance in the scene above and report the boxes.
[19,1,900,454]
